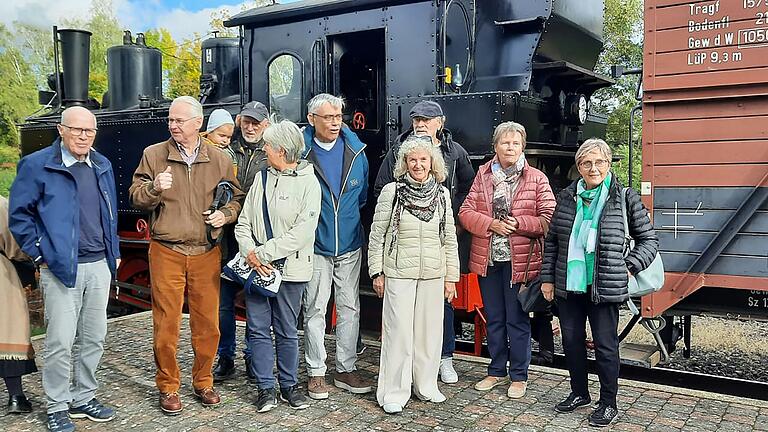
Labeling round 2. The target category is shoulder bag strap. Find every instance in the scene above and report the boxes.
[620,187,631,255]
[262,169,274,241]
[521,239,535,285]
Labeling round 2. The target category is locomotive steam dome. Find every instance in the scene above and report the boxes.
[199,36,240,104]
[106,31,163,110]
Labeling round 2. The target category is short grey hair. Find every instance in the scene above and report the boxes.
[392,136,447,183]
[61,106,97,127]
[575,138,612,164]
[492,121,527,149]
[307,93,344,114]
[262,118,305,163]
[171,96,203,118]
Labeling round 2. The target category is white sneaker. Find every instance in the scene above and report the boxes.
[439,358,459,384]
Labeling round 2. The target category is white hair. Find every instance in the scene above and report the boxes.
[575,138,612,164]
[492,121,526,148]
[262,117,305,163]
[307,93,344,114]
[60,106,97,127]
[171,96,203,118]
[393,136,447,182]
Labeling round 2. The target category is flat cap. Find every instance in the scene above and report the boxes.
[409,100,444,118]
[240,101,269,121]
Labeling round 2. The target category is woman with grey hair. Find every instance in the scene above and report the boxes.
[368,136,459,414]
[235,119,322,413]
[459,121,555,399]
[541,138,658,427]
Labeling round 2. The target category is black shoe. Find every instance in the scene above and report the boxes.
[255,388,278,413]
[588,403,618,427]
[213,357,236,382]
[555,393,592,413]
[245,357,255,383]
[7,394,32,414]
[531,351,554,366]
[280,385,310,410]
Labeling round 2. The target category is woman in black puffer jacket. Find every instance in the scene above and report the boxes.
[540,138,658,428]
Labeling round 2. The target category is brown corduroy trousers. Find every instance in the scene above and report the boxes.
[149,241,221,393]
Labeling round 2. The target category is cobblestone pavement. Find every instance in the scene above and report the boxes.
[3,312,767,431]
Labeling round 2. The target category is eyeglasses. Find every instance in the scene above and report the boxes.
[61,124,98,137]
[167,117,195,126]
[311,113,343,122]
[578,159,610,170]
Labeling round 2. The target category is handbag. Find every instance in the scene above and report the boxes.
[621,187,665,301]
[516,238,549,313]
[223,170,285,298]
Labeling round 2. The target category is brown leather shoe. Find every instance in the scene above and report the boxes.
[193,387,221,406]
[307,376,331,400]
[159,392,183,415]
[334,371,372,394]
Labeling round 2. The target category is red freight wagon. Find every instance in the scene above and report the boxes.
[641,0,768,327]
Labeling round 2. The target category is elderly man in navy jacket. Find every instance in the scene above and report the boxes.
[9,106,120,432]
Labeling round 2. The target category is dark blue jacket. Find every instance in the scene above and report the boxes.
[302,125,368,256]
[9,140,120,288]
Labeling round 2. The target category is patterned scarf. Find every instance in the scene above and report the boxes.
[566,171,612,293]
[489,154,526,262]
[388,173,446,256]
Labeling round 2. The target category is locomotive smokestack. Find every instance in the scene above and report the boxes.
[58,29,92,106]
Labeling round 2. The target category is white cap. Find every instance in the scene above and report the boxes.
[206,109,234,133]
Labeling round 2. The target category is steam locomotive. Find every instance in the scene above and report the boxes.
[26,0,714,366]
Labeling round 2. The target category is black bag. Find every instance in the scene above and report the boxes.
[516,239,549,313]
[206,181,235,245]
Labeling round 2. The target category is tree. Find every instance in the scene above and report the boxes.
[0,24,39,149]
[144,29,201,98]
[592,0,644,189]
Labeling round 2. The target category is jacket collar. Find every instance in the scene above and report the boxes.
[563,173,621,199]
[302,124,366,157]
[45,138,109,175]
[165,137,210,164]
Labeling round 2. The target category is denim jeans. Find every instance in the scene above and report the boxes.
[246,281,306,389]
[477,262,531,381]
[217,278,252,361]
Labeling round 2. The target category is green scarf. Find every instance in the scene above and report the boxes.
[566,172,612,293]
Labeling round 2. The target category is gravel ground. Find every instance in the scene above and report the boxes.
[458,313,768,383]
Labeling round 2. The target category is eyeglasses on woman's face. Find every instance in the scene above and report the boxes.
[578,159,610,171]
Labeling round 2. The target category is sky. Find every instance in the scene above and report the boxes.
[1,0,301,42]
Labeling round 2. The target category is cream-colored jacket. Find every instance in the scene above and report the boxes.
[235,160,321,282]
[368,181,460,282]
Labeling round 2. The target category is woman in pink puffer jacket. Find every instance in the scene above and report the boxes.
[458,121,555,399]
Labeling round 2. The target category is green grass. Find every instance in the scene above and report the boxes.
[0,167,16,197]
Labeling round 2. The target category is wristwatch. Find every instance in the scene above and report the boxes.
[370,272,383,279]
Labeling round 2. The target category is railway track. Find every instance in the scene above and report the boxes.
[454,341,768,401]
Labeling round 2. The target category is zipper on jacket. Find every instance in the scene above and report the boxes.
[334,146,363,255]
[590,190,613,304]
[103,190,114,221]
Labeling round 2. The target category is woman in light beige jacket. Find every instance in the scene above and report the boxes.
[0,195,36,413]
[368,136,459,414]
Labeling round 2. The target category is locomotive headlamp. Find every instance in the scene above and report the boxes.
[563,93,588,125]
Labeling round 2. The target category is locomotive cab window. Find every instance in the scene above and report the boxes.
[443,1,471,89]
[268,54,303,122]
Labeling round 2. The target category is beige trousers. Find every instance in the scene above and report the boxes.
[377,277,445,407]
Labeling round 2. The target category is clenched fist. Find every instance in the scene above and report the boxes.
[153,166,173,191]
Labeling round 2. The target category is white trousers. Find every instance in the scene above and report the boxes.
[377,277,445,407]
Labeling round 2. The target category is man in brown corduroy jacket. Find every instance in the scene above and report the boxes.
[129,96,244,415]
